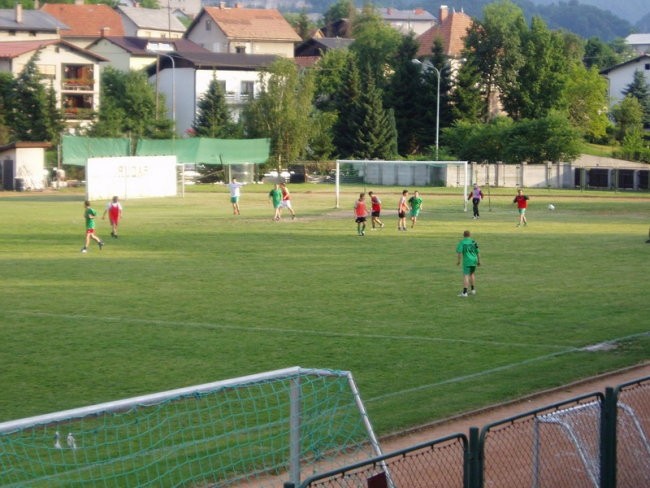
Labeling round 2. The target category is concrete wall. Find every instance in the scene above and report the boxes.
[357,157,649,189]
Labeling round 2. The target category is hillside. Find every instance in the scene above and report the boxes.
[531,0,648,25]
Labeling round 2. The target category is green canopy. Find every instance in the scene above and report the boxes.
[61,137,270,166]
[135,138,270,165]
[62,136,131,166]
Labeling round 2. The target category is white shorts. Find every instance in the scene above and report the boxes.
[281,200,292,209]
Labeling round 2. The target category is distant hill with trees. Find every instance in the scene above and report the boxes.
[275,0,639,42]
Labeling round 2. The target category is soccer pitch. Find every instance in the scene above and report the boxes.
[0,185,648,435]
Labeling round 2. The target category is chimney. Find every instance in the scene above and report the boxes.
[219,1,226,8]
[15,4,23,23]
[74,0,84,5]
[439,5,449,23]
[34,0,40,9]
[101,26,110,37]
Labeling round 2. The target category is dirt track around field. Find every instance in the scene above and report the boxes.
[380,362,650,452]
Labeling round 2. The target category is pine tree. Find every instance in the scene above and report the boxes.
[44,82,65,145]
[332,59,363,158]
[192,78,235,138]
[385,34,424,155]
[7,52,49,141]
[451,60,485,123]
[352,70,397,160]
[623,70,650,128]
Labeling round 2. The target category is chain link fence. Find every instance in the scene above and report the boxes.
[285,375,649,488]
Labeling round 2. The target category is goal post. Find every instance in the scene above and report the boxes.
[334,160,469,210]
[0,367,382,488]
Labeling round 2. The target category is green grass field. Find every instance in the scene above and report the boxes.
[0,184,648,436]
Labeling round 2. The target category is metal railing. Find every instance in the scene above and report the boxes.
[286,375,649,488]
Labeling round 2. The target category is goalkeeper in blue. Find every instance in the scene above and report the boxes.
[456,230,480,297]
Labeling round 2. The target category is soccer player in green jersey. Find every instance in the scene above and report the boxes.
[81,200,104,253]
[456,230,480,297]
[269,184,283,221]
[408,190,423,228]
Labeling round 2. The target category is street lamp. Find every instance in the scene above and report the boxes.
[412,59,440,161]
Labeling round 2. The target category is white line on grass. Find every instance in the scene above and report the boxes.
[367,330,650,404]
[13,310,577,351]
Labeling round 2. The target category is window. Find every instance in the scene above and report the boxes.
[206,19,212,31]
[645,63,650,70]
[235,46,246,54]
[62,64,94,91]
[63,94,94,119]
[241,81,254,100]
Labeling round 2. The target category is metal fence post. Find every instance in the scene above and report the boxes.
[600,387,617,488]
[467,426,481,488]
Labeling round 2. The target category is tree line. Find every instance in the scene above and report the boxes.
[1,0,649,168]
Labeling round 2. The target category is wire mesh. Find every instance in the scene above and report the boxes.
[300,434,466,488]
[616,378,650,488]
[481,394,603,488]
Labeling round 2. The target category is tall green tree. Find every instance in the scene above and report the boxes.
[6,52,50,141]
[462,0,526,121]
[385,34,425,155]
[89,67,173,139]
[243,58,315,167]
[563,65,609,142]
[350,5,402,91]
[351,68,397,160]
[501,16,570,120]
[583,37,620,70]
[332,58,363,158]
[451,60,485,123]
[313,48,354,113]
[0,72,14,145]
[610,95,644,142]
[622,70,650,128]
[44,82,65,145]
[192,78,239,138]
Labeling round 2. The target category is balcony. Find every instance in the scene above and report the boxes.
[62,78,94,91]
[64,107,94,120]
[224,92,254,104]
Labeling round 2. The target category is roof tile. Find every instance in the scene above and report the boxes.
[41,4,124,37]
[203,7,301,42]
[417,9,472,58]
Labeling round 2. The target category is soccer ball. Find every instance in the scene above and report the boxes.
[548,204,555,210]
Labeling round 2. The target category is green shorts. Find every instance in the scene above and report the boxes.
[410,209,420,218]
[518,208,526,215]
[463,265,477,276]
[230,196,239,204]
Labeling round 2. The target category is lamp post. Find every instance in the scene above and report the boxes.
[412,59,440,161]
[149,50,176,136]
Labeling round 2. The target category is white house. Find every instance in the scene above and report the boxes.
[625,33,650,55]
[184,5,301,57]
[118,6,186,39]
[378,7,436,36]
[600,54,650,107]
[0,39,106,130]
[146,51,276,136]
